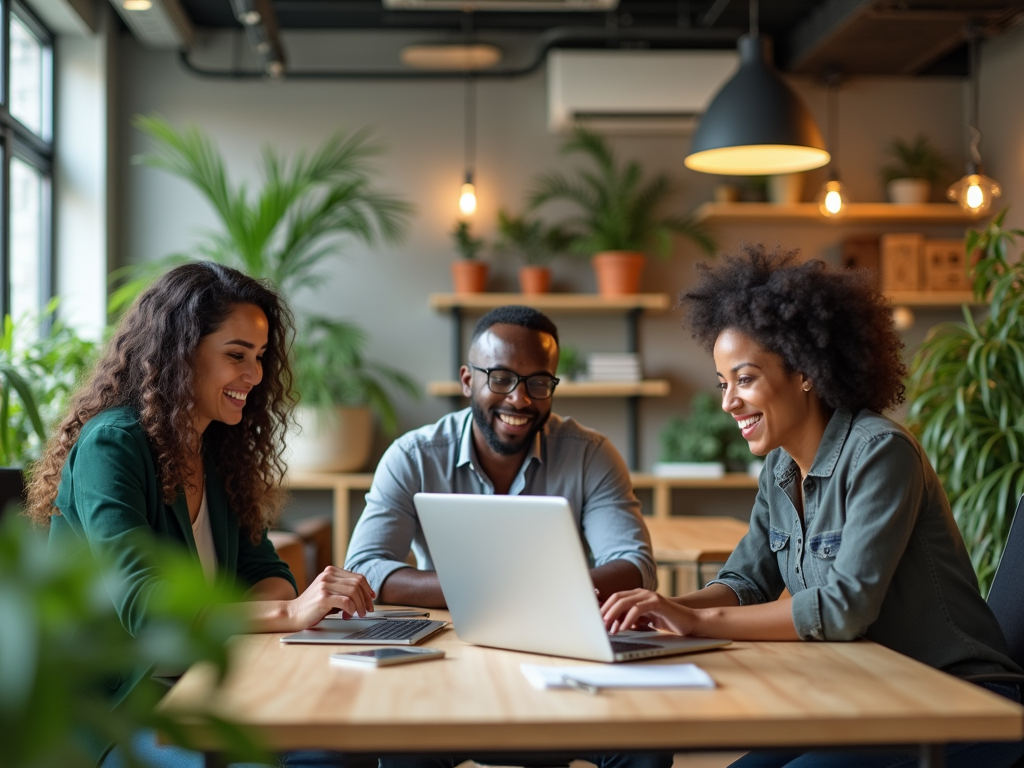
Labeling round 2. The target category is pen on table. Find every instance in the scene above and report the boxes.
[561,676,599,695]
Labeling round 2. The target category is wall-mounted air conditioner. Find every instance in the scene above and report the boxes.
[547,49,738,134]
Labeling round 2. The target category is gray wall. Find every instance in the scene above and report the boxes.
[981,21,1024,232]
[117,29,990,489]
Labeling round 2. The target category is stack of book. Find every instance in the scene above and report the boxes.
[587,353,641,382]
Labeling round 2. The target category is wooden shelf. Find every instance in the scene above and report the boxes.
[429,293,670,312]
[427,379,670,398]
[886,291,983,307]
[631,472,759,490]
[693,202,984,225]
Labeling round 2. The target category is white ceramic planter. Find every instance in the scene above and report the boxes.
[768,173,804,205]
[287,405,374,473]
[886,178,930,204]
[652,462,726,479]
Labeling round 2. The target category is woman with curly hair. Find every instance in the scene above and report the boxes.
[27,262,373,767]
[602,245,1022,768]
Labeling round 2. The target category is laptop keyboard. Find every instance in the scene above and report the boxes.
[343,619,435,641]
[609,639,659,653]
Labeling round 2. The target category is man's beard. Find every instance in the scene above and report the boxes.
[470,398,549,456]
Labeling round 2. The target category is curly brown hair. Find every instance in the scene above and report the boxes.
[27,262,296,543]
[680,244,906,414]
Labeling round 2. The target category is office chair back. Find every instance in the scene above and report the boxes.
[0,467,26,521]
[986,494,1024,671]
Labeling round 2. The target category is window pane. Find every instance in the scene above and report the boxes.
[10,16,45,136]
[10,157,45,325]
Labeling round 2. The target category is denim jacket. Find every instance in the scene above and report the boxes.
[709,408,1019,677]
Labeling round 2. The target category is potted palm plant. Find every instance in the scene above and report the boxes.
[493,209,573,294]
[906,209,1024,595]
[879,134,953,204]
[450,220,488,293]
[120,114,418,473]
[528,127,715,295]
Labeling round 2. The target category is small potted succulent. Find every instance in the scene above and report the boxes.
[450,220,488,294]
[654,392,755,478]
[879,134,953,204]
[494,209,573,294]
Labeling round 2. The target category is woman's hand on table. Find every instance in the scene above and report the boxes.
[287,566,375,628]
[601,589,700,636]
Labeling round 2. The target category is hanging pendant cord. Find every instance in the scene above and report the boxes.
[825,70,842,175]
[464,75,476,178]
[968,31,982,167]
[749,0,758,37]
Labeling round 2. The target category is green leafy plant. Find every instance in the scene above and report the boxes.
[879,134,953,185]
[117,113,417,427]
[906,209,1024,594]
[0,304,97,467]
[555,344,586,381]
[0,515,268,768]
[494,210,573,266]
[659,391,753,468]
[451,220,485,260]
[528,127,715,257]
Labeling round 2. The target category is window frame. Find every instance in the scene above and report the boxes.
[0,0,54,320]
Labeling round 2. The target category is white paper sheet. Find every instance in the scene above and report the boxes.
[520,662,716,690]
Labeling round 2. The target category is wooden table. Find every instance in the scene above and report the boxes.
[646,517,749,594]
[161,610,1023,767]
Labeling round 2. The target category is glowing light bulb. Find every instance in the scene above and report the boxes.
[966,183,984,211]
[947,172,1001,216]
[817,179,849,218]
[122,0,152,9]
[459,182,477,216]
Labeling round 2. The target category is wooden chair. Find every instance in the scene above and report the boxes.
[267,529,308,593]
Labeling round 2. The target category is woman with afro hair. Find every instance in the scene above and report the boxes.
[601,245,1023,768]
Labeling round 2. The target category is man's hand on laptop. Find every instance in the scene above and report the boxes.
[601,589,698,637]
[288,566,376,629]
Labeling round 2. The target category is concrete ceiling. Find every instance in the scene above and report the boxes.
[140,0,1024,75]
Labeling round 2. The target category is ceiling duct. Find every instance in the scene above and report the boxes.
[383,0,618,12]
[547,49,738,134]
[108,0,194,49]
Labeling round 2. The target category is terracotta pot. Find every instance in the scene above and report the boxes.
[287,406,373,473]
[592,251,646,296]
[451,260,489,293]
[518,265,552,294]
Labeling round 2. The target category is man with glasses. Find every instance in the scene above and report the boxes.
[345,304,656,608]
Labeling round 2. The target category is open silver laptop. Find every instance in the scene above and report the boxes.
[280,617,447,645]
[414,493,731,662]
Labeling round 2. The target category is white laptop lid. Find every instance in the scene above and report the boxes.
[415,493,617,662]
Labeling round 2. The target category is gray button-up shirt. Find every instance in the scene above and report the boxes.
[344,408,657,595]
[709,408,1019,677]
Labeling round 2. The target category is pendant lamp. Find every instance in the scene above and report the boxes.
[947,31,1000,216]
[459,75,478,216]
[685,0,829,176]
[816,72,849,218]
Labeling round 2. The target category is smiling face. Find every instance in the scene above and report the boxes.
[713,328,818,460]
[461,323,558,458]
[191,303,269,435]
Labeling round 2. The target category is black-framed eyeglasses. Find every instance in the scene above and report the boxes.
[467,364,560,400]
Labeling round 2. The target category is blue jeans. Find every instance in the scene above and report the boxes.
[379,752,674,768]
[728,683,1024,768]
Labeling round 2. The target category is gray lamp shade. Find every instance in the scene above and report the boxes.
[685,35,829,176]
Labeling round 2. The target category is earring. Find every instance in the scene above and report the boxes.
[802,382,812,392]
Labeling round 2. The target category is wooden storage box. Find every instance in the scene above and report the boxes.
[842,235,881,285]
[881,233,925,292]
[924,239,970,291]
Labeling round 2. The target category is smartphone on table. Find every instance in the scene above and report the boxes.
[330,647,445,667]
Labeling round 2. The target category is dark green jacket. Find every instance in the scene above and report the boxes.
[49,406,295,763]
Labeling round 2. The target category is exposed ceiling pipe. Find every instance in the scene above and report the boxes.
[178,24,743,80]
